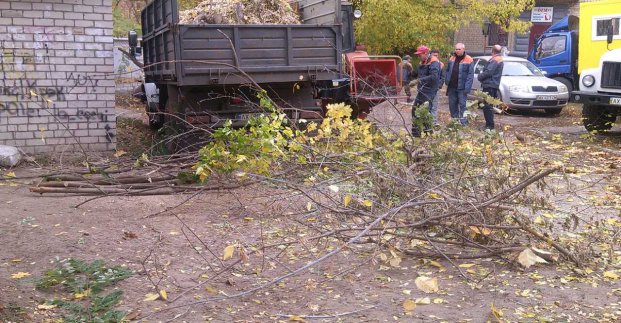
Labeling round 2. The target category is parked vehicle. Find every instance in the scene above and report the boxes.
[527,15,579,93]
[471,56,569,114]
[568,0,621,131]
[528,1,621,93]
[128,0,402,131]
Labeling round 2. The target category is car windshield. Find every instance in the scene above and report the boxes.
[502,61,543,76]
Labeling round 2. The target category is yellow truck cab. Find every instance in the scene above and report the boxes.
[572,0,621,131]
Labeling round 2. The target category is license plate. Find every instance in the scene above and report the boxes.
[236,113,263,120]
[536,95,557,100]
[610,97,621,105]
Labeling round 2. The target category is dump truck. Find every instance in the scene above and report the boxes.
[129,0,401,131]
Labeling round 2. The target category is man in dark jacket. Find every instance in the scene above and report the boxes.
[431,49,445,126]
[477,44,504,130]
[411,45,441,135]
[444,43,474,125]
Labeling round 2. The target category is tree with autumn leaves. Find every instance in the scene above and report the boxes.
[352,0,535,54]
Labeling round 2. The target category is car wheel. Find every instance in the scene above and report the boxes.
[544,108,563,116]
[582,105,616,132]
[552,77,573,95]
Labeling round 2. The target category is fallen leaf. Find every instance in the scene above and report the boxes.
[223,245,235,260]
[11,259,22,263]
[458,263,476,268]
[113,150,127,158]
[415,297,431,305]
[491,303,503,320]
[604,271,620,280]
[361,199,373,207]
[306,202,312,211]
[37,303,57,310]
[343,194,352,207]
[143,293,159,301]
[415,276,439,293]
[74,289,91,300]
[289,315,305,321]
[11,272,31,279]
[403,299,417,312]
[159,290,168,300]
[517,248,548,268]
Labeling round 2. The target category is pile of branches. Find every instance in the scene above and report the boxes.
[179,0,301,24]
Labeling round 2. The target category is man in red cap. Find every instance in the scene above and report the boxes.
[410,45,441,136]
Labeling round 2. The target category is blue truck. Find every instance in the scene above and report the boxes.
[527,15,579,94]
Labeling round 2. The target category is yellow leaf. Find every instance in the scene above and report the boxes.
[289,315,306,321]
[433,298,444,304]
[143,293,159,301]
[11,259,22,263]
[429,260,445,270]
[458,263,476,268]
[428,192,441,200]
[30,89,38,97]
[37,303,57,310]
[491,302,503,320]
[469,226,492,235]
[5,171,16,178]
[361,199,373,207]
[223,244,235,260]
[243,217,254,222]
[415,276,439,293]
[205,285,217,294]
[11,272,31,279]
[74,289,91,299]
[415,297,431,305]
[113,150,127,158]
[402,289,411,295]
[343,194,352,207]
[403,299,417,312]
[604,271,620,280]
[159,290,168,300]
[534,216,544,225]
[306,202,312,211]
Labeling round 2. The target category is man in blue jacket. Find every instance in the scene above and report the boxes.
[444,43,474,125]
[477,44,504,130]
[411,45,441,136]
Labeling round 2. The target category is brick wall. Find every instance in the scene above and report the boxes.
[0,0,115,154]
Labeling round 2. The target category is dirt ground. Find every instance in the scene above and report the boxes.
[1,94,621,322]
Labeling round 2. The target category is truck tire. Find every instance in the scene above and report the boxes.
[147,102,164,130]
[582,105,616,132]
[552,77,573,95]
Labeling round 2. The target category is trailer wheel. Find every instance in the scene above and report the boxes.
[582,105,616,132]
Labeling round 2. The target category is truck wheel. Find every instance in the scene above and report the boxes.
[147,102,165,130]
[552,77,573,95]
[582,105,616,132]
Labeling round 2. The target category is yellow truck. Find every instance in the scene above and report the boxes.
[571,0,621,131]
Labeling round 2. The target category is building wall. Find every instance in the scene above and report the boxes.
[454,0,580,57]
[0,0,115,154]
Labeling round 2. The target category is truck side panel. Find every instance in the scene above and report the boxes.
[141,0,343,86]
[578,0,621,74]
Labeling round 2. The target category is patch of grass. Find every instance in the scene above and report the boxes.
[36,259,132,323]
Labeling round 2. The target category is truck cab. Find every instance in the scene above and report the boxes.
[528,15,579,93]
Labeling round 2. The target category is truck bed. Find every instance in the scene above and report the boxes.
[141,0,343,86]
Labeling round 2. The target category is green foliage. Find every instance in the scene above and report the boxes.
[355,0,535,54]
[36,259,132,323]
[194,99,407,181]
[113,7,141,37]
[412,104,434,135]
[195,90,301,181]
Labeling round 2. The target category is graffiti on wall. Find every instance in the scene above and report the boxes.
[0,34,114,143]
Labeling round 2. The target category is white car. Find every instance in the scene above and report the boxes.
[471,56,569,115]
